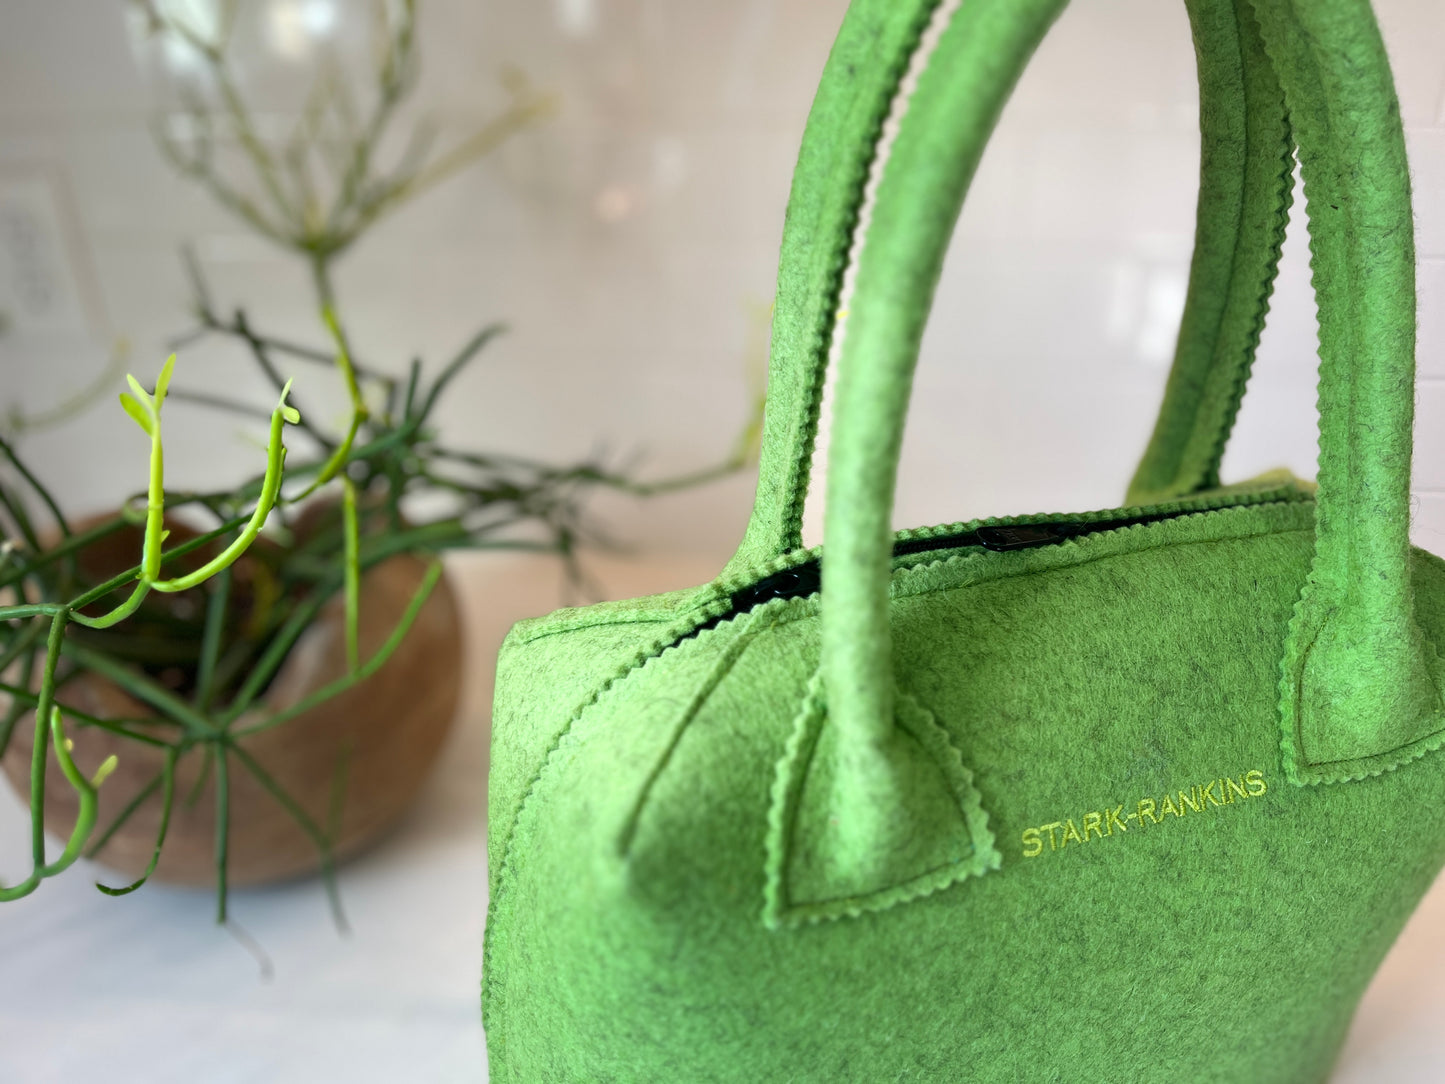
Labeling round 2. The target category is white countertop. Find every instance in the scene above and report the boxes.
[1,551,1442,1083]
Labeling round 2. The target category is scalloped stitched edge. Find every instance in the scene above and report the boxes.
[615,612,768,856]
[483,606,743,1056]
[888,499,1315,602]
[732,487,1314,635]
[1254,6,1445,790]
[1198,44,1296,490]
[888,481,1310,558]
[507,483,1313,651]
[509,584,729,647]
[694,500,1319,656]
[762,673,999,929]
[1279,581,1445,786]
[778,2,945,555]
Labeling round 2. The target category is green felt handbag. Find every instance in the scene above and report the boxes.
[483,0,1445,1079]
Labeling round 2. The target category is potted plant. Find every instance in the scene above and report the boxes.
[0,0,757,923]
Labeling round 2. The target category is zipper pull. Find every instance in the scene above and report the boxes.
[973,523,1074,551]
[731,564,823,610]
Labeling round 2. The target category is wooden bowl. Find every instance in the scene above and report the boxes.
[1,516,462,888]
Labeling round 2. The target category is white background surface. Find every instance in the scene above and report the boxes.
[4,1,1445,1081]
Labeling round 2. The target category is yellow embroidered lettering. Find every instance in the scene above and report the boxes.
[1021,768,1264,859]
[1022,828,1042,858]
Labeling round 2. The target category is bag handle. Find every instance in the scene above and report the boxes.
[1125,0,1296,504]
[724,0,1291,582]
[762,0,1444,927]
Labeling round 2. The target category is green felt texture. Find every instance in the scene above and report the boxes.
[488,503,1445,1081]
[1251,0,1445,781]
[764,671,997,926]
[483,0,1445,1079]
[721,0,939,579]
[729,0,1296,576]
[1126,0,1294,504]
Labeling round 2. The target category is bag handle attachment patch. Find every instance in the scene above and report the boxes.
[764,672,997,928]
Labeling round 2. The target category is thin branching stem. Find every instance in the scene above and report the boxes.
[229,743,348,933]
[231,561,440,740]
[30,614,67,863]
[195,565,232,709]
[38,708,119,877]
[61,642,220,739]
[214,739,230,924]
[88,761,165,860]
[342,479,360,674]
[96,747,177,896]
[0,685,172,747]
[0,434,70,537]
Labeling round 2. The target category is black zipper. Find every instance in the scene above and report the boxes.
[681,504,1235,644]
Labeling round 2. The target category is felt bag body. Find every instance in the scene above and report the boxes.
[483,0,1445,1080]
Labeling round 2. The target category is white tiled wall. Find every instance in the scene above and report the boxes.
[2,0,1443,563]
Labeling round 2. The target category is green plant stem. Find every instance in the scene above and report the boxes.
[87,763,164,858]
[214,739,230,924]
[96,747,177,896]
[0,515,130,594]
[61,512,254,614]
[343,479,360,673]
[195,566,232,709]
[231,560,440,739]
[228,742,347,933]
[149,386,295,593]
[61,641,219,738]
[0,433,70,537]
[0,481,41,552]
[30,614,66,865]
[0,684,173,747]
[0,618,46,675]
[293,305,368,499]
[219,526,470,722]
[184,744,214,809]
[229,310,333,451]
[401,360,422,419]
[69,581,150,630]
[309,254,336,311]
[0,603,67,621]
[186,308,386,382]
[38,707,118,877]
[410,324,506,430]
[274,524,542,587]
[0,694,116,902]
[221,582,341,722]
[0,648,37,761]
